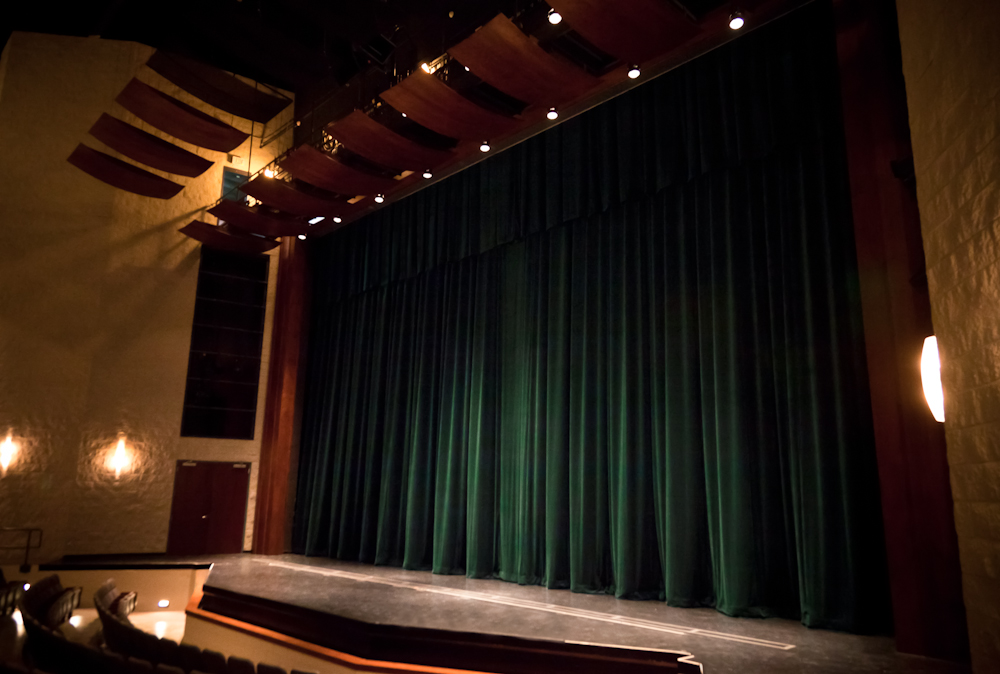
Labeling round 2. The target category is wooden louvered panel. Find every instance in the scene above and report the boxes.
[241,177,356,218]
[180,220,279,255]
[116,78,249,153]
[449,15,598,106]
[147,51,290,124]
[546,0,700,64]
[326,111,453,172]
[379,71,517,140]
[280,146,397,197]
[209,200,310,238]
[89,114,213,178]
[68,144,184,199]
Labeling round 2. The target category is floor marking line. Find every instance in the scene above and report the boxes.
[249,559,796,651]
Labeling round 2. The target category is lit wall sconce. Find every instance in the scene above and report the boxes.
[921,336,945,422]
[1,431,18,476]
[110,435,131,479]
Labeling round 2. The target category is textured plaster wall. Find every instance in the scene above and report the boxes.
[0,32,293,560]
[896,1,1000,671]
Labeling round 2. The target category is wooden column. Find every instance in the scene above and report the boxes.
[253,237,310,555]
[834,0,967,659]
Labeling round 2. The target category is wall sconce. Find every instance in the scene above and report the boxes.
[110,436,131,479]
[921,336,945,422]
[0,431,18,476]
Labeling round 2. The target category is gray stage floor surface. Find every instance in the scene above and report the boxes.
[204,554,969,674]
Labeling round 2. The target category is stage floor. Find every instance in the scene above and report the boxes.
[200,555,969,674]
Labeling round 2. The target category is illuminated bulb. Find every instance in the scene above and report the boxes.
[297,234,307,241]
[157,600,170,608]
[420,63,431,74]
[154,621,167,639]
[921,336,945,422]
[374,194,385,204]
[264,168,275,178]
[23,583,30,591]
[422,170,433,179]
[480,141,491,152]
[729,11,745,30]
[401,113,407,118]
[547,107,559,120]
[308,216,324,224]
[464,66,470,72]
[627,65,641,79]
[69,616,82,627]
[111,437,129,479]
[332,216,342,224]
[0,433,16,472]
[548,8,562,24]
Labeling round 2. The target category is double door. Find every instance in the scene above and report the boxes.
[166,460,250,555]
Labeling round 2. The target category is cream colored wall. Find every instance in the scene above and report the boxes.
[0,32,293,560]
[895,1,1000,671]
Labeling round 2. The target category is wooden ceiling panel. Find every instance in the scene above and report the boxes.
[379,70,518,140]
[209,200,310,238]
[280,145,398,197]
[326,111,453,172]
[89,113,213,178]
[546,0,700,64]
[241,177,358,218]
[180,220,279,255]
[449,15,598,106]
[116,78,249,153]
[147,51,291,124]
[68,144,184,199]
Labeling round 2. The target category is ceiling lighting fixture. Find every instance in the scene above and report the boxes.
[548,8,562,25]
[422,170,433,179]
[263,168,275,178]
[628,65,641,79]
[480,141,491,153]
[332,216,342,224]
[308,216,324,224]
[420,63,431,74]
[547,107,559,120]
[729,10,745,30]
[464,66,470,72]
[401,112,407,118]
[374,194,385,203]
[298,234,307,241]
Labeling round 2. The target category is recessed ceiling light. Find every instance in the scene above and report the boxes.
[729,11,745,30]
[332,216,342,223]
[480,141,491,152]
[401,112,407,118]
[548,8,562,25]
[547,107,559,120]
[297,234,307,241]
[308,216,324,224]
[627,65,641,79]
[422,170,433,179]
[374,194,385,203]
[157,599,170,608]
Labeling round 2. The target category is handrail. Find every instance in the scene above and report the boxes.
[0,527,43,572]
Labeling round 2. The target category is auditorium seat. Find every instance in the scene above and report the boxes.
[177,643,204,672]
[43,588,82,630]
[0,571,23,617]
[198,650,228,674]
[155,663,185,674]
[256,664,286,674]
[226,655,255,674]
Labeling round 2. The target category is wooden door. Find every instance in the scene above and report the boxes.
[166,461,251,555]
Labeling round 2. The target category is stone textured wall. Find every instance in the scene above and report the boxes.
[0,33,293,559]
[896,1,1000,671]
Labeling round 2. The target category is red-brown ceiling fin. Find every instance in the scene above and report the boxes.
[68,143,184,199]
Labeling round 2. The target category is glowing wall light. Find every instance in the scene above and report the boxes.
[0,432,17,475]
[111,436,131,479]
[921,336,945,422]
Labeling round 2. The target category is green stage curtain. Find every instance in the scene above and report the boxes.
[293,2,891,632]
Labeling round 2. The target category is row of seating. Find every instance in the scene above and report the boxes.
[0,571,23,618]
[18,576,81,631]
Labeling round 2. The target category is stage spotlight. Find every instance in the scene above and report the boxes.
[729,11,745,30]
[627,65,641,79]
[420,63,431,73]
[333,216,342,224]
[263,168,275,178]
[298,234,307,241]
[308,216,324,224]
[547,107,559,120]
[480,141,491,152]
[374,194,385,203]
[422,170,433,179]
[548,8,562,24]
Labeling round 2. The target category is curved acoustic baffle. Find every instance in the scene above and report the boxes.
[449,15,598,106]
[180,220,279,255]
[116,78,249,153]
[280,145,398,197]
[546,0,700,65]
[241,176,356,218]
[379,70,518,140]
[68,144,184,199]
[89,113,213,178]
[209,199,310,238]
[146,51,290,124]
[326,111,453,172]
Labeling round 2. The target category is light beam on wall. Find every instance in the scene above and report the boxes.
[111,437,131,479]
[921,336,945,422]
[0,432,17,474]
